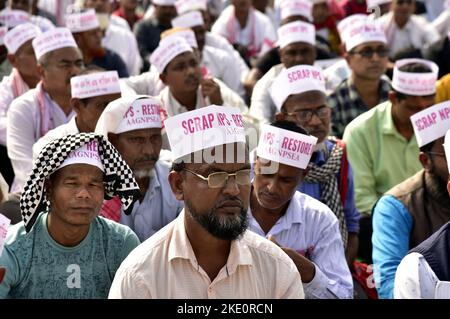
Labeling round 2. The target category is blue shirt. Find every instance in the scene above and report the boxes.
[372,195,413,299]
[0,212,140,299]
[298,139,361,233]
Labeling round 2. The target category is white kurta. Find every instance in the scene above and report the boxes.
[122,67,164,96]
[248,191,354,299]
[6,89,75,193]
[110,15,131,31]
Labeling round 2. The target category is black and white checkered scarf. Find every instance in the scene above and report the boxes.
[20,133,140,233]
[304,139,348,248]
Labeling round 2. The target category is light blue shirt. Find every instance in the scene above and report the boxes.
[120,160,184,242]
[248,191,354,299]
[372,195,413,299]
[0,212,140,299]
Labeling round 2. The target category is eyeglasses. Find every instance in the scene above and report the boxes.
[426,152,446,157]
[349,48,389,59]
[284,105,330,124]
[183,168,251,188]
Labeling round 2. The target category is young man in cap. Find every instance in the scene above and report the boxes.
[108,105,304,298]
[66,9,129,78]
[95,95,183,241]
[0,133,140,298]
[249,120,353,298]
[373,101,450,299]
[328,18,391,138]
[271,64,360,267]
[0,22,40,186]
[7,27,84,193]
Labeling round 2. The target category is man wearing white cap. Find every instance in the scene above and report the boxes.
[328,19,391,138]
[134,0,177,71]
[211,0,277,65]
[271,64,361,268]
[0,22,40,187]
[108,105,305,298]
[7,0,54,31]
[372,101,450,299]
[343,59,438,217]
[249,120,353,298]
[95,95,183,241]
[6,27,84,193]
[0,133,141,298]
[249,20,317,125]
[66,9,129,78]
[151,36,247,117]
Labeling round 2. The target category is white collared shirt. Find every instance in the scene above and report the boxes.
[108,210,305,299]
[248,191,354,299]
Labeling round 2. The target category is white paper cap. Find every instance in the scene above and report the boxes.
[257,124,317,169]
[65,9,100,33]
[411,101,450,148]
[279,0,312,21]
[71,71,121,99]
[271,64,326,111]
[445,129,450,173]
[32,27,78,60]
[171,10,204,29]
[392,58,439,96]
[0,26,9,46]
[153,0,176,6]
[163,28,198,48]
[4,23,40,54]
[344,20,387,52]
[366,0,392,8]
[277,20,315,49]
[95,95,163,137]
[150,36,193,74]
[337,14,368,39]
[59,141,104,172]
[0,9,29,28]
[175,0,207,15]
[164,105,247,160]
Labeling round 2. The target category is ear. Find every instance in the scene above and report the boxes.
[71,98,83,115]
[107,132,118,145]
[7,54,16,67]
[447,181,450,197]
[37,63,45,79]
[388,91,397,105]
[275,112,286,121]
[344,51,351,64]
[168,171,184,201]
[159,73,167,85]
[44,179,53,201]
[419,152,431,172]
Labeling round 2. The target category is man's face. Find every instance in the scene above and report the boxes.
[192,25,206,52]
[111,128,162,178]
[232,0,251,12]
[425,137,449,186]
[346,42,388,80]
[74,93,121,132]
[282,91,331,143]
[84,0,111,13]
[9,0,30,12]
[40,47,84,95]
[47,164,104,227]
[120,0,138,10]
[253,158,304,210]
[11,40,39,82]
[392,92,435,130]
[154,4,177,27]
[161,51,201,95]
[77,28,103,54]
[280,42,316,68]
[312,3,328,24]
[392,0,414,26]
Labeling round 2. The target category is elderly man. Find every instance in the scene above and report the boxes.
[95,95,183,241]
[7,27,84,193]
[272,64,360,267]
[373,101,450,299]
[0,133,140,298]
[108,105,304,298]
[328,18,391,138]
[249,120,353,298]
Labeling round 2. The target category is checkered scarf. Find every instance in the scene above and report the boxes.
[20,133,141,233]
[304,140,348,248]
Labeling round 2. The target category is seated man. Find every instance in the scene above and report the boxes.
[108,105,304,298]
[373,101,450,298]
[249,120,353,298]
[0,133,141,298]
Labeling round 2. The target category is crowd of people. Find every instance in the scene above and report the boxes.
[0,0,450,299]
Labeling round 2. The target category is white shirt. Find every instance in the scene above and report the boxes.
[430,10,450,35]
[103,23,142,76]
[110,15,131,31]
[6,88,75,193]
[248,191,354,299]
[119,160,183,242]
[108,210,305,299]
[122,67,164,96]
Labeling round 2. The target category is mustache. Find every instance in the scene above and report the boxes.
[259,190,281,201]
[214,196,245,209]
[137,155,159,162]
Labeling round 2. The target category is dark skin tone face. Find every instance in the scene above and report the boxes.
[280,42,317,68]
[154,4,177,27]
[74,28,104,60]
[345,42,389,81]
[7,39,40,87]
[160,51,201,95]
[9,0,30,12]
[419,137,448,186]
[392,0,415,28]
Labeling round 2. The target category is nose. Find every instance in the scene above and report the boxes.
[266,178,277,193]
[141,141,155,156]
[308,112,323,126]
[222,176,240,196]
[75,185,92,199]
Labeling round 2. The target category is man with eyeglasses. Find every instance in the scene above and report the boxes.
[108,105,305,298]
[372,101,450,299]
[95,95,183,242]
[271,64,361,269]
[249,120,353,298]
[6,27,84,194]
[328,18,391,138]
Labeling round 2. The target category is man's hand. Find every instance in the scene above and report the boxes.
[201,78,223,105]
[0,267,5,284]
[269,235,316,283]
